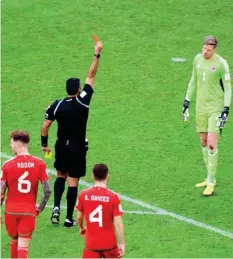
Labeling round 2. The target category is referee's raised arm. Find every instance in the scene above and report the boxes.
[85,41,103,88]
[40,38,104,228]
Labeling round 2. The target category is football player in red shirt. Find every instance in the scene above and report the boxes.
[76,163,125,258]
[1,130,51,258]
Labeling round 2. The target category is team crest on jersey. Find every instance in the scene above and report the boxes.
[211,66,216,72]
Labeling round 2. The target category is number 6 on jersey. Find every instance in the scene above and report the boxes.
[89,205,103,227]
[18,171,31,193]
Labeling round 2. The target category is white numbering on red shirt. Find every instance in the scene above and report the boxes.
[18,171,31,193]
[89,205,103,227]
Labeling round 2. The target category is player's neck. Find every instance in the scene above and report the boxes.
[205,53,217,60]
[16,147,29,156]
[94,181,107,188]
[67,94,77,98]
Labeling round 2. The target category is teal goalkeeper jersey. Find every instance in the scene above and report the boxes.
[185,53,232,113]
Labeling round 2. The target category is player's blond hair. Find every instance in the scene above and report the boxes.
[204,35,218,48]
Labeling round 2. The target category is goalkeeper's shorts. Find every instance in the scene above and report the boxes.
[196,111,221,134]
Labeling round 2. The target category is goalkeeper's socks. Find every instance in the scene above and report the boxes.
[207,149,218,185]
[10,239,18,258]
[66,186,78,220]
[54,177,66,208]
[202,146,208,174]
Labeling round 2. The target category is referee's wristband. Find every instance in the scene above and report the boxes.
[94,54,100,59]
[41,136,48,147]
[184,99,190,108]
[223,106,229,115]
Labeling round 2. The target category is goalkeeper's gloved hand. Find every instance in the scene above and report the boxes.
[182,99,190,122]
[218,107,229,129]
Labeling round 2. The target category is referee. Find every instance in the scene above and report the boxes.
[40,41,103,227]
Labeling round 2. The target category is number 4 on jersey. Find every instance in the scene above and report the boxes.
[18,171,31,193]
[89,205,103,227]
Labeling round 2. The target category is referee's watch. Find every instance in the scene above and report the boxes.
[94,54,100,59]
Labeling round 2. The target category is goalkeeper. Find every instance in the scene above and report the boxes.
[182,36,232,196]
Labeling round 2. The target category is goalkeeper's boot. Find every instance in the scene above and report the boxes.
[195,178,216,188]
[203,185,214,196]
[64,218,77,228]
[51,207,60,224]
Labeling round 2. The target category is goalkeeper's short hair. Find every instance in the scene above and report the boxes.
[204,35,218,48]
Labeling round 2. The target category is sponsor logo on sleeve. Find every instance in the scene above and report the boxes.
[80,91,87,98]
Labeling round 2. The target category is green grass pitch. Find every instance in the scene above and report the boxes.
[1,0,233,257]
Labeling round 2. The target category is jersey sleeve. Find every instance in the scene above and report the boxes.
[39,162,49,182]
[44,100,59,121]
[185,55,198,101]
[0,163,8,182]
[220,59,232,107]
[76,193,84,212]
[113,194,123,217]
[77,84,94,107]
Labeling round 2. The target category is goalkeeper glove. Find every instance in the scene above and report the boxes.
[218,107,229,129]
[182,99,190,122]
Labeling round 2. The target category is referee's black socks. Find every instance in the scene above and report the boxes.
[66,186,78,220]
[54,177,66,209]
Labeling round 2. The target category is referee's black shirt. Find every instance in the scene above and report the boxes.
[45,84,94,147]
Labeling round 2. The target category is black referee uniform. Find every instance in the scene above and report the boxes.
[44,78,94,227]
[41,41,102,227]
[45,85,93,178]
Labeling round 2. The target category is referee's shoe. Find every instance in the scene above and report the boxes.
[64,218,77,228]
[51,207,60,224]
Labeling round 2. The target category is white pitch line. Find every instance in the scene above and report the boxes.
[44,204,163,216]
[171,57,187,63]
[124,210,164,215]
[1,152,233,239]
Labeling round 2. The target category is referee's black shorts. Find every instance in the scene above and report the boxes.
[54,139,88,178]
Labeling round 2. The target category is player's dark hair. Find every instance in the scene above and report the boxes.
[204,35,218,48]
[10,130,30,144]
[66,78,80,95]
[93,163,109,181]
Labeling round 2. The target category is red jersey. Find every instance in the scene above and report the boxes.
[76,186,123,250]
[1,155,49,216]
